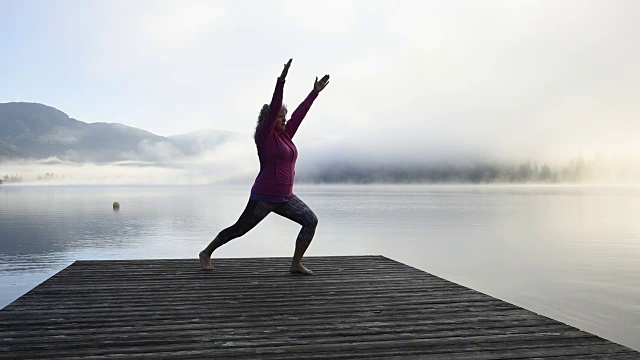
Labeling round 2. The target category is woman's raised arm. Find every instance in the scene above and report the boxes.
[285,74,330,138]
[255,59,292,142]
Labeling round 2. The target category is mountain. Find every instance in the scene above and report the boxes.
[0,102,235,162]
[0,138,25,158]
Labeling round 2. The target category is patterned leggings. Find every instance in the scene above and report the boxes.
[216,194,318,246]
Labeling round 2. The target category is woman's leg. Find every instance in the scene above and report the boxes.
[200,199,279,270]
[272,194,319,274]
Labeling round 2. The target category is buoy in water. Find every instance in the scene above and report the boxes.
[113,201,120,210]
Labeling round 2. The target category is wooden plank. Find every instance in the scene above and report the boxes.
[1,255,637,359]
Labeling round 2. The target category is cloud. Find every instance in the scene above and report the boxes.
[134,139,183,162]
[134,1,227,50]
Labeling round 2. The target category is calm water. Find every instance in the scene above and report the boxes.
[1,184,639,351]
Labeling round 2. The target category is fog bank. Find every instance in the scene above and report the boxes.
[2,134,639,185]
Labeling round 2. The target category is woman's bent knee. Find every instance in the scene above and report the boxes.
[306,213,318,228]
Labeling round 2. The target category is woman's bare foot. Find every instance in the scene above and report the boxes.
[199,251,214,271]
[290,263,314,275]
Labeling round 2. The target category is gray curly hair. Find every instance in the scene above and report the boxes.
[254,103,287,139]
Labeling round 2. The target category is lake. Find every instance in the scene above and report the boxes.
[0,184,639,351]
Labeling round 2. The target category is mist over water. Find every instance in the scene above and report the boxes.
[2,140,640,186]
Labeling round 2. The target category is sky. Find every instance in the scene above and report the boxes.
[2,0,640,170]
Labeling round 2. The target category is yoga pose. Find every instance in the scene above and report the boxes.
[200,58,330,275]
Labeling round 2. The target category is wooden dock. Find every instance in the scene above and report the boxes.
[1,255,638,359]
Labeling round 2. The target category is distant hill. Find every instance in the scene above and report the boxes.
[0,102,235,162]
[0,138,25,158]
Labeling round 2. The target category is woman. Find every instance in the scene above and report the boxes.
[199,58,330,275]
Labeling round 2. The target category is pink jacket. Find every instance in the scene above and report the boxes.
[251,77,319,197]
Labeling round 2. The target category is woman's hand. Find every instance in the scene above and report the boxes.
[280,59,293,80]
[314,74,330,93]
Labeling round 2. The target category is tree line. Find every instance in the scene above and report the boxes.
[1,173,59,183]
[299,156,600,184]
